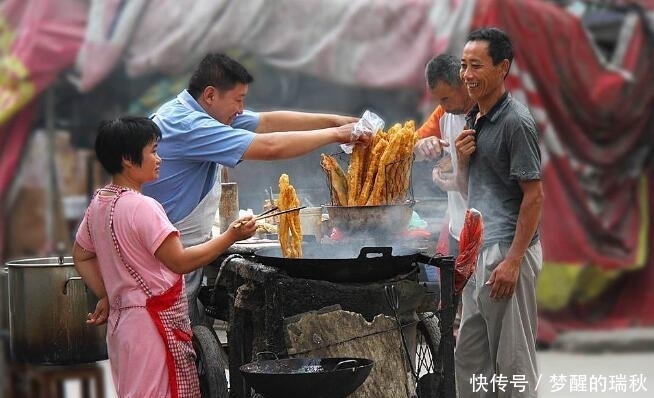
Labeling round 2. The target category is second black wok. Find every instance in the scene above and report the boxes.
[239,357,374,398]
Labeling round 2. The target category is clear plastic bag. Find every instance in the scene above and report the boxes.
[340,110,384,154]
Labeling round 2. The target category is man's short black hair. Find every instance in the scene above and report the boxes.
[187,53,254,99]
[466,27,514,67]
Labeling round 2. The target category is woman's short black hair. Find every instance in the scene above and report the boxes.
[187,53,254,99]
[95,116,162,175]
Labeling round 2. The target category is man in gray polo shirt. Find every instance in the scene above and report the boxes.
[454,27,544,398]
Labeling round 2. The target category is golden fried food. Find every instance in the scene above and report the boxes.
[358,136,388,205]
[320,154,348,206]
[367,121,418,205]
[347,144,368,206]
[278,174,302,258]
[323,120,418,206]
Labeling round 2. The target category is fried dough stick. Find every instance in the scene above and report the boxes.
[357,136,388,205]
[367,121,419,204]
[321,154,348,206]
[367,131,404,205]
[278,174,302,258]
[347,144,369,206]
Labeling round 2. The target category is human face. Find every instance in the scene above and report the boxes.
[460,40,509,110]
[128,140,161,184]
[430,81,473,115]
[205,83,248,125]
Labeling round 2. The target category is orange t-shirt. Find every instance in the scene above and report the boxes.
[416,105,445,139]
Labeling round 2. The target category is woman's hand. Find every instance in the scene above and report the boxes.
[229,215,258,241]
[87,296,109,326]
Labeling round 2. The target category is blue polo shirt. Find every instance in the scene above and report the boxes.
[142,90,258,223]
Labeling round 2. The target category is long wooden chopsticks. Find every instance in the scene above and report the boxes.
[232,206,306,228]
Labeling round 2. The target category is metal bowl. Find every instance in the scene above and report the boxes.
[323,203,414,234]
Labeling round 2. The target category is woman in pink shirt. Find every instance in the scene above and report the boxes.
[73,116,256,398]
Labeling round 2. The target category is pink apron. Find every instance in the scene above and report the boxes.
[100,185,201,398]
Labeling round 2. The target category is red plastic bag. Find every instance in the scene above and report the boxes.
[455,208,483,295]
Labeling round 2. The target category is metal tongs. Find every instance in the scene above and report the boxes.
[232,206,306,228]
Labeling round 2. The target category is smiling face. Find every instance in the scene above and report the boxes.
[460,40,509,111]
[202,83,248,125]
[142,141,161,182]
[125,140,161,184]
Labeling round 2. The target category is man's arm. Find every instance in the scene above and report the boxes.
[243,122,371,160]
[454,128,476,198]
[256,111,357,133]
[416,106,444,139]
[487,180,544,299]
[508,180,544,263]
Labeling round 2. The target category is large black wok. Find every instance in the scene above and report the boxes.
[239,357,374,398]
[254,244,424,283]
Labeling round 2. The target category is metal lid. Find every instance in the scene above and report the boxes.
[5,256,74,268]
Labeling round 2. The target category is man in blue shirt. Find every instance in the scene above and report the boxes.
[143,53,367,325]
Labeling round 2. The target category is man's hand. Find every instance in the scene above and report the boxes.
[414,136,448,161]
[455,129,476,164]
[486,257,520,299]
[335,122,372,146]
[432,167,457,191]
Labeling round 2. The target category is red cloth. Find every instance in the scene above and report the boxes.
[455,209,483,295]
[0,0,87,258]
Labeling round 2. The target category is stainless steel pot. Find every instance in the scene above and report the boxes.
[323,203,414,234]
[6,256,108,364]
[0,267,8,331]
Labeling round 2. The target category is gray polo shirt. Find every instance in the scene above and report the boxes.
[464,93,541,248]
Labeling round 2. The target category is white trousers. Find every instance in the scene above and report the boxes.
[455,241,542,398]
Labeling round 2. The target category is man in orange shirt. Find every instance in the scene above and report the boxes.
[414,55,474,339]
[414,53,475,256]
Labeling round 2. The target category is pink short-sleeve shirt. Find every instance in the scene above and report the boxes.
[76,191,182,397]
